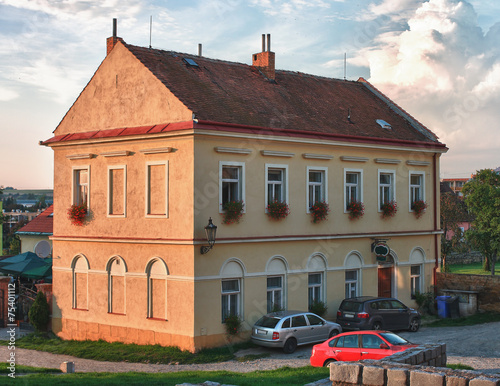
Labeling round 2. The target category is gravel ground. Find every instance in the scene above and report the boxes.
[0,322,499,375]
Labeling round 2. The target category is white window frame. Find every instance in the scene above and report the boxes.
[221,279,241,322]
[344,168,363,212]
[378,169,396,211]
[409,171,425,211]
[308,272,323,308]
[72,166,90,208]
[107,165,127,218]
[265,164,289,209]
[410,264,422,298]
[145,161,169,218]
[267,275,283,313]
[345,269,359,299]
[219,161,246,213]
[306,167,328,212]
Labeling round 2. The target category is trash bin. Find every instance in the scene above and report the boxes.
[448,296,460,318]
[436,295,452,318]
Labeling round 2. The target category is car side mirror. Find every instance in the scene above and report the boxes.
[380,343,390,350]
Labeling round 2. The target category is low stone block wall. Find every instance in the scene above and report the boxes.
[437,272,500,313]
[329,343,500,386]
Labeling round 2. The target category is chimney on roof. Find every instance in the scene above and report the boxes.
[106,18,124,55]
[252,33,275,81]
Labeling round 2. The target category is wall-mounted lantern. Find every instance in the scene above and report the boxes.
[201,217,217,254]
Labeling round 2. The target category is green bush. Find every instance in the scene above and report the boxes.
[309,300,327,317]
[414,291,435,315]
[223,314,242,336]
[28,291,50,332]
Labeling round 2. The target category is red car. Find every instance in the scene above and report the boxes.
[310,330,417,367]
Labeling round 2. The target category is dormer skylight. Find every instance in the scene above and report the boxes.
[376,119,392,130]
[183,57,199,67]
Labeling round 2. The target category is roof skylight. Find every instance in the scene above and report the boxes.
[183,57,199,67]
[376,119,392,130]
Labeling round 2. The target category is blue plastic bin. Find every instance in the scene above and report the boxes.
[436,295,452,318]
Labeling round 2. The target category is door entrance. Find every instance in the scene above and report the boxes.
[378,265,393,298]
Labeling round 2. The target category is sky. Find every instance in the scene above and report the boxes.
[1,0,500,189]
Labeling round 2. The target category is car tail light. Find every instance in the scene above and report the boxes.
[337,311,342,318]
[272,332,279,340]
[357,312,370,319]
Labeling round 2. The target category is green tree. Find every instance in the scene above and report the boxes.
[462,169,500,275]
[28,291,50,332]
[440,191,471,271]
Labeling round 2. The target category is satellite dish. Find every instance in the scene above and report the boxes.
[34,240,51,258]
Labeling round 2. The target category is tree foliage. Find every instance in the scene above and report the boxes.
[28,291,50,332]
[462,169,500,275]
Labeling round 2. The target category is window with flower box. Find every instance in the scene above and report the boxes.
[378,170,395,210]
[265,164,288,206]
[73,167,90,207]
[307,167,327,211]
[221,279,240,321]
[409,171,425,210]
[219,162,245,211]
[344,169,363,211]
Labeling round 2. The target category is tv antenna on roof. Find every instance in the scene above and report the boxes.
[344,52,347,81]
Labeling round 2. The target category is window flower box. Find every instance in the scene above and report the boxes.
[67,203,88,226]
[221,200,245,225]
[346,200,364,220]
[266,200,290,220]
[381,200,398,219]
[412,200,428,218]
[310,201,330,223]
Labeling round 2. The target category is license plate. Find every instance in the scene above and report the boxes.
[257,329,267,335]
[344,313,354,318]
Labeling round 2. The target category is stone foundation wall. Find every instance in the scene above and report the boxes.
[437,272,500,313]
[445,252,483,265]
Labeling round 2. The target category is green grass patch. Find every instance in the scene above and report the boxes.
[425,312,500,327]
[0,363,61,374]
[447,262,500,275]
[447,363,475,370]
[0,367,329,385]
[0,332,255,365]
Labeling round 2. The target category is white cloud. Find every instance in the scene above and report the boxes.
[0,87,18,101]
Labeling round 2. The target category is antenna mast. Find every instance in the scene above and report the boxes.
[149,15,152,48]
[344,52,346,81]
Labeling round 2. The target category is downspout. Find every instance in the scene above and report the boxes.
[433,153,440,296]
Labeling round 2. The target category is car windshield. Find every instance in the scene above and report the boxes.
[255,316,281,328]
[380,332,411,345]
[341,301,363,312]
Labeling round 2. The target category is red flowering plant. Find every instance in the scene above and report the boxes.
[412,200,428,218]
[310,201,330,223]
[67,203,88,226]
[223,314,241,337]
[346,200,364,220]
[381,200,398,219]
[266,200,290,220]
[221,200,244,225]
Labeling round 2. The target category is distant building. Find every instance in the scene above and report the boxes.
[440,178,469,195]
[2,210,40,231]
[16,205,53,257]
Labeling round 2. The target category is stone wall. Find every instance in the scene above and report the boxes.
[445,252,483,265]
[437,272,500,313]
[329,344,500,385]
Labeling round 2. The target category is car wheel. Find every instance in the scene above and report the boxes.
[409,318,421,332]
[283,338,297,354]
[324,359,336,367]
[371,321,382,330]
[329,329,339,339]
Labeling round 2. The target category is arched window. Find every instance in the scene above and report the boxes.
[72,255,89,310]
[107,256,127,314]
[344,252,363,299]
[409,248,425,298]
[266,256,288,312]
[307,254,327,308]
[145,258,168,319]
[220,259,245,322]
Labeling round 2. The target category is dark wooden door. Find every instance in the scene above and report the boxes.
[378,266,393,298]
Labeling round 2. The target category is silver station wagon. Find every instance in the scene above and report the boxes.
[251,310,342,353]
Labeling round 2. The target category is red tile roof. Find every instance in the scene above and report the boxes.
[16,205,53,235]
[42,41,446,149]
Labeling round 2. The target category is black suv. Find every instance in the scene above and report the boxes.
[336,296,421,332]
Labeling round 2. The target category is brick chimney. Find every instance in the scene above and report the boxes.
[106,18,124,55]
[252,34,275,81]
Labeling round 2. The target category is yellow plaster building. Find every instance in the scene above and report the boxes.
[42,27,447,352]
